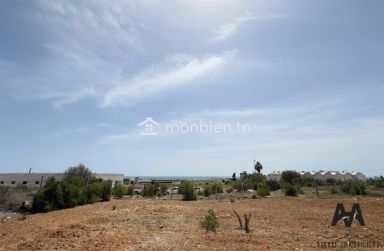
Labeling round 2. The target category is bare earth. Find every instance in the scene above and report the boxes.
[1,196,383,251]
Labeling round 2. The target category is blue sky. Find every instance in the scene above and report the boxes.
[0,1,383,177]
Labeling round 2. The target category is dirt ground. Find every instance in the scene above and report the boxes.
[1,195,383,251]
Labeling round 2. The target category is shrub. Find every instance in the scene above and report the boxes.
[160,184,168,195]
[283,184,298,197]
[142,184,158,197]
[112,205,116,210]
[301,176,315,187]
[201,209,219,233]
[32,191,48,212]
[233,180,247,192]
[203,185,211,197]
[64,163,92,181]
[326,178,337,186]
[210,183,223,194]
[281,171,301,185]
[100,180,112,201]
[126,185,134,196]
[225,187,233,193]
[341,181,367,195]
[368,176,384,188]
[266,179,280,191]
[32,166,114,213]
[113,184,124,199]
[257,184,270,197]
[181,182,197,201]
[246,173,266,190]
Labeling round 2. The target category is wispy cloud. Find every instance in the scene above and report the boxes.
[212,12,284,41]
[102,51,234,107]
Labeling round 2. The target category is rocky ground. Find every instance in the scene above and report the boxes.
[0,195,383,250]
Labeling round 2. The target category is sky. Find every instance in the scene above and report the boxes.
[0,1,383,177]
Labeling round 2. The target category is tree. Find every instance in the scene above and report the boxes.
[232,172,237,181]
[281,170,301,185]
[254,161,263,174]
[181,181,197,201]
[113,184,124,199]
[100,180,112,201]
[64,163,92,181]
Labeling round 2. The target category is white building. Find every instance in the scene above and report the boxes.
[0,173,124,189]
[266,170,366,182]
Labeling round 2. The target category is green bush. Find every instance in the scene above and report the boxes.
[160,184,168,195]
[142,184,158,197]
[225,187,233,193]
[368,176,384,188]
[113,184,124,199]
[201,209,219,233]
[203,184,211,197]
[181,181,197,201]
[281,171,301,185]
[326,178,337,186]
[32,191,48,212]
[301,176,315,187]
[266,180,280,191]
[32,165,114,213]
[246,173,267,190]
[257,184,270,197]
[283,183,299,197]
[100,180,112,201]
[341,181,367,195]
[126,185,134,196]
[210,183,223,194]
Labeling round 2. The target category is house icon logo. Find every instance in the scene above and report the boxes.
[138,117,160,136]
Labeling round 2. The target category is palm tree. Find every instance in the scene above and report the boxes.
[254,161,263,174]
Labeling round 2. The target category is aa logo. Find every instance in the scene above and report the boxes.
[331,203,365,227]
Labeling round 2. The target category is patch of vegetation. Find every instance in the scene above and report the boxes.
[142,183,158,197]
[181,181,197,201]
[281,171,301,185]
[126,185,134,196]
[209,183,223,194]
[225,187,233,193]
[368,176,384,188]
[341,180,367,195]
[160,184,168,195]
[201,209,219,233]
[257,183,270,197]
[32,164,113,213]
[282,183,299,197]
[266,179,280,191]
[203,184,211,197]
[113,184,124,199]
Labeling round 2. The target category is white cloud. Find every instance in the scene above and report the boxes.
[212,12,284,40]
[102,52,233,107]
